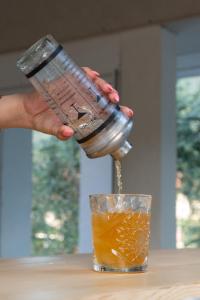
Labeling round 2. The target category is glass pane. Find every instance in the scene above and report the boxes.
[176,76,200,248]
[32,132,80,255]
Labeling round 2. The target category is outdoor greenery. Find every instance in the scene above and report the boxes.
[180,219,200,247]
[32,133,80,255]
[177,76,200,248]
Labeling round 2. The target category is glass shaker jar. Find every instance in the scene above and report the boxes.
[17,35,133,159]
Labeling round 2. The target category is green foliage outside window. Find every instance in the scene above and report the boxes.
[177,77,200,248]
[32,133,80,255]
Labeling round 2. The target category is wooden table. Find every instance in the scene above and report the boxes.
[0,249,200,300]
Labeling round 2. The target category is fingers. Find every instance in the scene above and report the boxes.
[82,67,100,80]
[56,125,74,141]
[94,77,120,103]
[120,106,134,118]
[82,67,119,103]
[82,67,134,118]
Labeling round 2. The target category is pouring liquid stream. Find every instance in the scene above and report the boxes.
[115,160,123,194]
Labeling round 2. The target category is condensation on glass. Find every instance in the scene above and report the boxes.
[17,35,133,159]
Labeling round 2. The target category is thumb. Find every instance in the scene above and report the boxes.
[54,125,74,141]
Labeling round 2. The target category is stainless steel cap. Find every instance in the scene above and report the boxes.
[111,140,132,160]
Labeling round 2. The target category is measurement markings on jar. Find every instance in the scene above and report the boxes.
[59,92,76,106]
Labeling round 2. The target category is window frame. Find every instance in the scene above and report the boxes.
[177,53,200,78]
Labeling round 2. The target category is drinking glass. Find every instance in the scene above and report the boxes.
[90,194,151,272]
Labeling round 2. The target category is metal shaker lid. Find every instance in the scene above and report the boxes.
[111,140,132,160]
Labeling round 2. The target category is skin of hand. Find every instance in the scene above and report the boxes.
[21,67,134,140]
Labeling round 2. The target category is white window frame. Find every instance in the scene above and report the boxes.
[177,52,200,78]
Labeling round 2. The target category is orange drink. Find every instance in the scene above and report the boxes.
[92,211,150,269]
[90,194,151,272]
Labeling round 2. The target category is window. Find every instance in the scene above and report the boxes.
[176,76,200,248]
[32,132,80,255]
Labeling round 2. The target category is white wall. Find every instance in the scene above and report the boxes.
[0,129,32,257]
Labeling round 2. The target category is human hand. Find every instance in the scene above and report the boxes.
[23,67,134,140]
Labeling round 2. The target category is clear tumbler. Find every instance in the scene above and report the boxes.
[90,194,151,272]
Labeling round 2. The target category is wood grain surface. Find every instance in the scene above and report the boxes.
[0,249,200,300]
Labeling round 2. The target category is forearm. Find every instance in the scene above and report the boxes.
[0,94,31,129]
